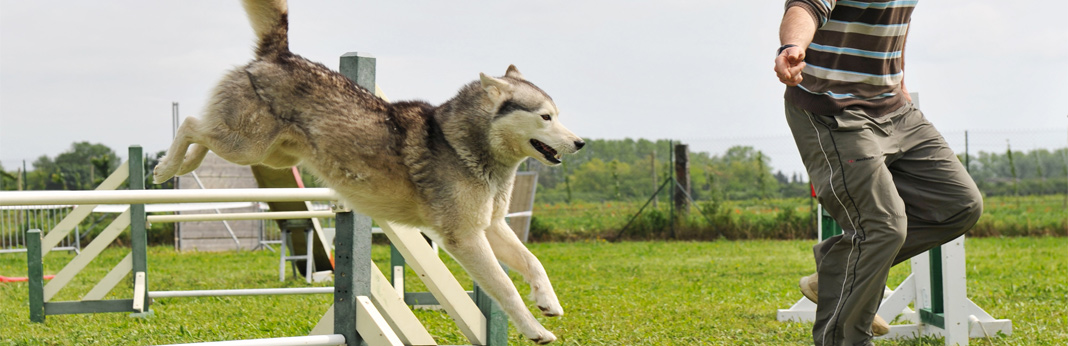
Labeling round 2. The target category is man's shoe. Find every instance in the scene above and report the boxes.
[799,273,819,303]
[799,272,890,336]
[872,314,890,336]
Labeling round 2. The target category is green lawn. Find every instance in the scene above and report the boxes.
[1,238,1065,345]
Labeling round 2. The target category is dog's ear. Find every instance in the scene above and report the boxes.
[480,72,513,103]
[505,65,524,80]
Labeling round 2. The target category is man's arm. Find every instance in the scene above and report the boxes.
[774,5,819,86]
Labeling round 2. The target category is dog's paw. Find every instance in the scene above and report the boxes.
[528,330,556,344]
[533,287,563,317]
[152,165,173,184]
[152,174,170,184]
[538,303,564,317]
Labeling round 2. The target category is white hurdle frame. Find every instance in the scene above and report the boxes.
[7,152,400,346]
[9,146,509,346]
[777,205,1012,345]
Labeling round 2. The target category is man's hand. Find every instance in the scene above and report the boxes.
[774,46,807,86]
[776,5,817,87]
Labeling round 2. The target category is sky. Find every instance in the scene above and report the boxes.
[1,0,1066,177]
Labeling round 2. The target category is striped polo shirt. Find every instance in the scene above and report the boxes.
[784,0,916,117]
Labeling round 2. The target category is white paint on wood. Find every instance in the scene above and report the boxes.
[44,209,131,302]
[148,211,337,223]
[83,252,133,301]
[40,161,130,257]
[133,271,146,312]
[0,188,339,206]
[155,334,346,346]
[379,221,486,345]
[355,296,404,346]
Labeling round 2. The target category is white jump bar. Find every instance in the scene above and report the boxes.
[0,188,339,206]
[147,211,338,223]
[149,287,334,298]
[156,334,345,346]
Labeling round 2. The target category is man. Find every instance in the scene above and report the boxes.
[773,1,984,345]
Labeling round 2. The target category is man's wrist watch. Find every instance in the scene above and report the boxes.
[777,44,798,56]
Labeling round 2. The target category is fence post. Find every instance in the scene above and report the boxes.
[920,246,945,328]
[128,146,152,316]
[673,143,690,216]
[339,52,376,91]
[390,244,405,295]
[27,229,45,323]
[475,281,510,346]
[334,211,372,346]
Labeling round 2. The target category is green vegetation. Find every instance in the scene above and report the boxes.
[0,142,172,192]
[3,140,1065,243]
[6,142,121,191]
[973,194,1068,237]
[522,139,1066,203]
[11,140,1063,202]
[2,238,1064,345]
[525,139,810,203]
[531,195,1067,241]
[969,147,1068,196]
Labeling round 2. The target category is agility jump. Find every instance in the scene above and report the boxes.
[777,205,1012,346]
[5,146,517,345]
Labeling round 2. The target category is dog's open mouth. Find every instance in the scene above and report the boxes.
[530,139,561,164]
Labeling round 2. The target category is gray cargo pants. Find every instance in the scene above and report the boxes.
[785,101,983,346]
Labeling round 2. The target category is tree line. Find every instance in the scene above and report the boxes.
[3,141,1066,200]
[1,142,173,192]
[523,138,1067,203]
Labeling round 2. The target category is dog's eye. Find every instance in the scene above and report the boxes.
[540,114,551,121]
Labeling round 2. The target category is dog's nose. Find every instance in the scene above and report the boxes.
[574,140,585,150]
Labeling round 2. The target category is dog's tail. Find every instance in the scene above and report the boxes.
[241,0,290,59]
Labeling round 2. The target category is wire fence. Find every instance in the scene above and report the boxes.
[256,202,337,252]
[0,205,81,254]
[684,128,1067,178]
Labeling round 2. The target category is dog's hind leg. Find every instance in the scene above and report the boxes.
[177,144,210,176]
[485,219,563,317]
[441,233,557,344]
[154,117,203,184]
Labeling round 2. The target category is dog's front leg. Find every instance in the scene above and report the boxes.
[441,232,556,344]
[485,219,563,317]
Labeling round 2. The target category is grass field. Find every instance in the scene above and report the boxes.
[1,238,1065,345]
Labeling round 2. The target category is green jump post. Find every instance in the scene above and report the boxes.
[920,247,946,328]
[820,207,839,240]
[337,52,375,346]
[333,211,372,346]
[475,279,510,346]
[389,244,405,295]
[129,145,153,317]
[339,52,376,92]
[339,51,411,299]
[27,229,45,323]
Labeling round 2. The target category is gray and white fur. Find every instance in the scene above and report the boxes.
[153,0,584,343]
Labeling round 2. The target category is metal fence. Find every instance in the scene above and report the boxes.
[0,203,341,254]
[256,202,336,252]
[0,205,80,254]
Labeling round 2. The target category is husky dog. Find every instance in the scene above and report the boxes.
[153,0,582,343]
